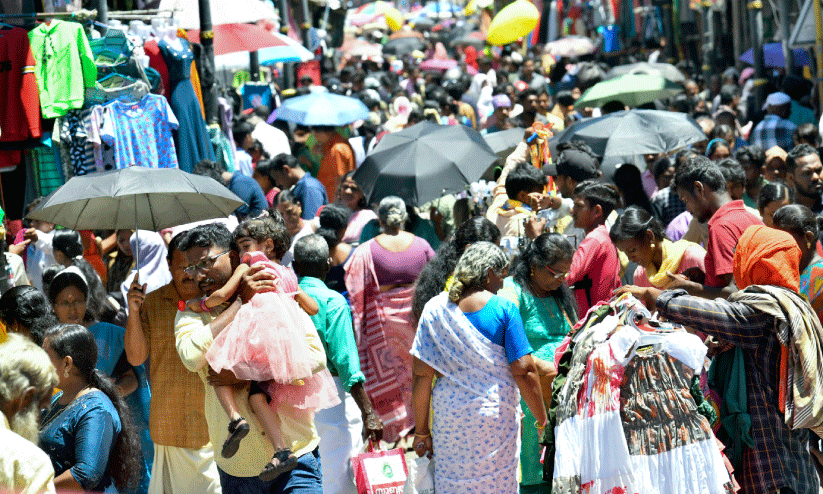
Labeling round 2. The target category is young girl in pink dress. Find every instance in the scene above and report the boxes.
[184,217,339,482]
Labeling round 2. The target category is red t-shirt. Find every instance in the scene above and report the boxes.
[0,27,41,143]
[567,224,621,316]
[704,200,763,287]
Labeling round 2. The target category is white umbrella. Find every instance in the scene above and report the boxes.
[159,0,277,30]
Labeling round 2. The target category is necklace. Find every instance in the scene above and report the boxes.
[40,388,95,431]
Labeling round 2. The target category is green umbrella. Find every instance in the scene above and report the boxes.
[574,73,683,109]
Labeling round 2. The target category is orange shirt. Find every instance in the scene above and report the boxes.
[317,133,355,199]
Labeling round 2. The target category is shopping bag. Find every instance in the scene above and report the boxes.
[402,456,435,494]
[351,441,408,494]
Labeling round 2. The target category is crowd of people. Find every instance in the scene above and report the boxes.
[3,25,823,494]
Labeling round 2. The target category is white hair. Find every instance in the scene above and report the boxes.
[378,196,408,230]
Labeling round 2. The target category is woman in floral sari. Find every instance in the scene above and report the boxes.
[411,242,548,493]
[345,196,435,443]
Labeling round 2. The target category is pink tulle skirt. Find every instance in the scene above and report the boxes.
[206,291,340,411]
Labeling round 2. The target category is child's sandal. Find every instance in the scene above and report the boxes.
[258,449,298,482]
[221,417,250,459]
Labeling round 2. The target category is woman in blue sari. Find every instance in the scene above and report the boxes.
[411,242,548,493]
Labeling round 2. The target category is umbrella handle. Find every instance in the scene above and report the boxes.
[134,200,140,268]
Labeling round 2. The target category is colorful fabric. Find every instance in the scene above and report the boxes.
[317,133,356,200]
[100,94,180,169]
[0,27,41,143]
[461,294,533,364]
[729,285,823,437]
[344,240,411,443]
[799,256,823,323]
[370,236,434,287]
[411,292,521,493]
[28,146,63,196]
[705,200,763,287]
[751,115,797,152]
[28,20,97,118]
[733,225,800,291]
[634,239,706,288]
[208,125,235,173]
[657,289,820,494]
[650,186,687,229]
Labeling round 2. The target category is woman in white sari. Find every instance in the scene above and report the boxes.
[410,242,548,493]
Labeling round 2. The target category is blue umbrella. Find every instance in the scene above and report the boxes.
[740,42,810,68]
[272,93,369,126]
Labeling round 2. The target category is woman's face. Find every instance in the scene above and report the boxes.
[276,202,303,236]
[339,177,364,211]
[53,285,87,326]
[764,158,787,182]
[709,145,730,162]
[614,236,655,268]
[486,267,508,294]
[531,258,572,294]
[116,230,133,257]
[761,197,792,228]
[43,338,68,389]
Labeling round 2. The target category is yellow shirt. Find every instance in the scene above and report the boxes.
[0,411,56,494]
[174,309,324,478]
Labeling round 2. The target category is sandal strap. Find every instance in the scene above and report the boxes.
[273,449,293,462]
[228,417,246,432]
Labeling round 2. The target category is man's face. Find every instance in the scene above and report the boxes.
[571,196,595,230]
[522,95,539,113]
[763,157,787,182]
[789,153,823,199]
[183,245,233,296]
[494,106,510,124]
[738,159,762,187]
[277,202,303,236]
[538,93,550,114]
[677,185,713,223]
[523,60,534,78]
[170,248,200,301]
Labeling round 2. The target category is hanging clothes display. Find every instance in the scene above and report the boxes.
[28,19,97,118]
[158,37,214,172]
[100,94,179,169]
[548,296,736,494]
[0,25,42,171]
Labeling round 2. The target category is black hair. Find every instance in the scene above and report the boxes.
[0,286,51,343]
[166,230,187,263]
[231,217,291,261]
[734,145,766,169]
[317,204,351,251]
[52,229,84,260]
[192,159,226,186]
[711,125,734,142]
[510,233,578,323]
[786,144,819,174]
[652,156,674,180]
[757,181,793,211]
[254,159,274,182]
[555,89,575,107]
[671,154,727,193]
[44,324,141,492]
[177,223,232,252]
[29,313,60,347]
[600,100,626,114]
[773,203,823,240]
[275,189,301,208]
[411,217,501,323]
[794,124,821,148]
[504,163,546,200]
[48,262,112,324]
[609,206,667,243]
[312,125,337,133]
[717,158,745,186]
[613,163,653,214]
[706,138,730,158]
[232,120,255,148]
[573,180,620,218]
[270,153,300,173]
[253,105,270,120]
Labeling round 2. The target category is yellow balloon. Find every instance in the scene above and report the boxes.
[487,0,539,46]
[375,2,403,31]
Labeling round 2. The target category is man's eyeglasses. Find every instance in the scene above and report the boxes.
[183,250,229,276]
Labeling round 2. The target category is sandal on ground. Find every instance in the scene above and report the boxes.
[221,417,250,459]
[259,449,298,482]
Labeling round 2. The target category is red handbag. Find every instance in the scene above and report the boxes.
[351,440,409,494]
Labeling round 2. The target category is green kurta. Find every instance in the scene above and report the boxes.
[499,277,572,490]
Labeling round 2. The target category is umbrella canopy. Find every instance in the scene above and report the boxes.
[188,24,287,56]
[574,73,683,109]
[390,29,423,39]
[214,35,313,70]
[483,127,526,160]
[159,0,276,30]
[548,110,706,161]
[272,93,369,126]
[419,58,457,71]
[382,36,426,55]
[545,36,596,58]
[450,31,485,48]
[26,167,244,231]
[740,42,811,68]
[606,62,685,83]
[343,39,384,58]
[354,122,498,205]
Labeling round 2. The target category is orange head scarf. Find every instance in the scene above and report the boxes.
[734,225,801,291]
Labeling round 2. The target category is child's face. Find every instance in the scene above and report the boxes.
[235,236,264,259]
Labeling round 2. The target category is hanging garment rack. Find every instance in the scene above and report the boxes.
[0,8,173,20]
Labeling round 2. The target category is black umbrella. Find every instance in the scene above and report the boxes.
[548,110,706,162]
[26,167,244,263]
[382,36,427,56]
[354,122,498,205]
[483,127,526,159]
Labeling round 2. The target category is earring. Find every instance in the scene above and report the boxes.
[650,242,656,249]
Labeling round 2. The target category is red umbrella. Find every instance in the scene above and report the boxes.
[419,59,457,71]
[188,23,287,56]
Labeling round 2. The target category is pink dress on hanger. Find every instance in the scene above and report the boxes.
[206,251,339,411]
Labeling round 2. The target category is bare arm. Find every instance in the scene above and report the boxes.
[294,288,319,315]
[115,369,138,397]
[350,381,383,442]
[510,355,547,427]
[208,298,242,338]
[202,264,250,310]
[124,275,149,366]
[53,470,84,491]
[412,356,435,458]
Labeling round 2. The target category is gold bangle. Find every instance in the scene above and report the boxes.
[414,431,431,438]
